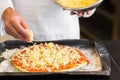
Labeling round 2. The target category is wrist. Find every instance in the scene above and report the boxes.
[2,7,15,21]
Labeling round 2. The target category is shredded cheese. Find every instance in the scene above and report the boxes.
[12,42,88,72]
[56,0,97,9]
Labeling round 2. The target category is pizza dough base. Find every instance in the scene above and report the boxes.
[0,47,102,72]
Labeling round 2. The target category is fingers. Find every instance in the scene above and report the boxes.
[4,26,13,36]
[11,19,30,41]
[77,11,83,17]
[86,10,91,15]
[21,18,29,29]
[70,10,83,17]
[70,11,77,15]
[4,25,25,41]
[70,10,93,17]
[26,29,33,42]
[2,7,31,42]
[4,17,31,42]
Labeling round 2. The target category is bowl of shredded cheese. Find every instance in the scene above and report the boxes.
[54,0,103,11]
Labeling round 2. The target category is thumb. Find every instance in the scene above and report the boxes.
[25,29,33,42]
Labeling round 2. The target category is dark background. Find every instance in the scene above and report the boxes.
[80,0,120,40]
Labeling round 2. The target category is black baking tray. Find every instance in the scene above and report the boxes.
[0,39,110,79]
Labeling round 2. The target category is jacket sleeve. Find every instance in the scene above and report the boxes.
[0,0,14,36]
[82,8,96,18]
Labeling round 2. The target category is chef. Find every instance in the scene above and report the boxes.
[0,0,96,42]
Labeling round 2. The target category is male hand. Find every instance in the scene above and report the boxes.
[2,7,33,42]
[70,10,92,17]
[63,8,95,17]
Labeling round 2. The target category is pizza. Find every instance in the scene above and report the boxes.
[11,42,90,72]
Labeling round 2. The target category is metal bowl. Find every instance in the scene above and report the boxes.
[54,0,103,11]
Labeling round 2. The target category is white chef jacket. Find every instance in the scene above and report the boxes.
[0,0,96,41]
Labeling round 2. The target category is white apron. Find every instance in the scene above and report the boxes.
[12,0,80,41]
[1,0,80,41]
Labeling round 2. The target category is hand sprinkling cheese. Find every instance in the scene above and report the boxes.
[26,29,33,42]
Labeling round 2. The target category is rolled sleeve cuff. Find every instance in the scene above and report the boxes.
[0,0,14,36]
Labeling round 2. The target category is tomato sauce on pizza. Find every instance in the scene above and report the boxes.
[12,42,90,72]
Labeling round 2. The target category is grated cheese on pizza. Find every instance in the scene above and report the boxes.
[12,42,89,72]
